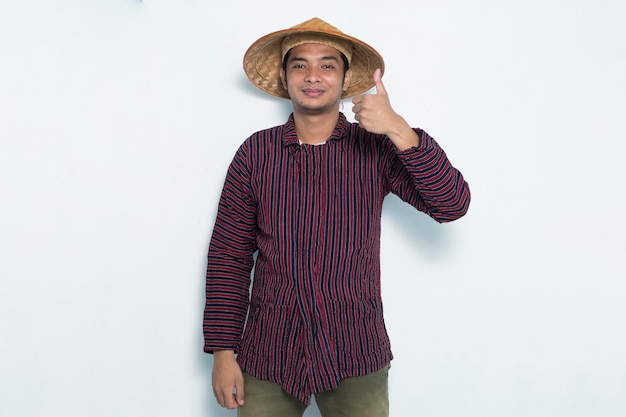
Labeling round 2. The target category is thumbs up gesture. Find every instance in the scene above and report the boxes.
[351,69,420,150]
[351,69,396,134]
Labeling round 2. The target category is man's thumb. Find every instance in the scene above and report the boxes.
[374,68,386,95]
[235,380,245,406]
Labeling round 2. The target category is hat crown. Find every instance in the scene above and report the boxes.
[290,17,343,34]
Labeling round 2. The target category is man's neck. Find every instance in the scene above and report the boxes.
[292,110,340,145]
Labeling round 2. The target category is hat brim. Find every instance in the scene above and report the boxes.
[243,24,384,99]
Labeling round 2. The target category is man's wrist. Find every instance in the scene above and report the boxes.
[214,349,236,359]
[387,120,420,151]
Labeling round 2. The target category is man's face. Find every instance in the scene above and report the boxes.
[280,43,352,115]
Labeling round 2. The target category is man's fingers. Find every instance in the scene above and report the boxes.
[213,387,227,408]
[212,349,244,409]
[213,384,240,409]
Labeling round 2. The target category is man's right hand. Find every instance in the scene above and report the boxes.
[212,350,245,409]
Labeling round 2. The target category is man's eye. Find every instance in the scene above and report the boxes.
[322,65,334,70]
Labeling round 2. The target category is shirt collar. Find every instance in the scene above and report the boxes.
[281,112,350,147]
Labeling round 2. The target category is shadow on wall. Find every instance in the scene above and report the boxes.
[237,73,292,115]
[237,73,272,100]
[382,193,451,258]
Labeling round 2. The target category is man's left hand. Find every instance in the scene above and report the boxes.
[351,69,420,151]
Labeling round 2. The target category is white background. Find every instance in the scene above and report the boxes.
[1,1,625,416]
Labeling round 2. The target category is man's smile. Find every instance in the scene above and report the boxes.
[301,87,325,97]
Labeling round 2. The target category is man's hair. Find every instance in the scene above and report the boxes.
[282,48,350,75]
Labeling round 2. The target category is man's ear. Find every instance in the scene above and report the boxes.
[342,69,353,92]
[279,68,287,90]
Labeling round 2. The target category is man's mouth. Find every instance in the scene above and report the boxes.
[302,88,325,97]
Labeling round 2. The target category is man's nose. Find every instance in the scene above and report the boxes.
[305,67,321,83]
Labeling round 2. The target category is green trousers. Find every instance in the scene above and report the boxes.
[238,365,390,417]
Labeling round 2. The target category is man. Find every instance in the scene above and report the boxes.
[204,17,470,417]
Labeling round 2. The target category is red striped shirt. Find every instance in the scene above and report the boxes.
[204,113,470,403]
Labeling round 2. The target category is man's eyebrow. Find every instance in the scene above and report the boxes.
[288,55,339,63]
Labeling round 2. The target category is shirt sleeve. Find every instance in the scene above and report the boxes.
[383,128,471,223]
[203,140,258,353]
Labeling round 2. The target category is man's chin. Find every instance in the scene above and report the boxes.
[293,99,340,115]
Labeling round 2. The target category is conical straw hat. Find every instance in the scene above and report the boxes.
[243,17,385,99]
